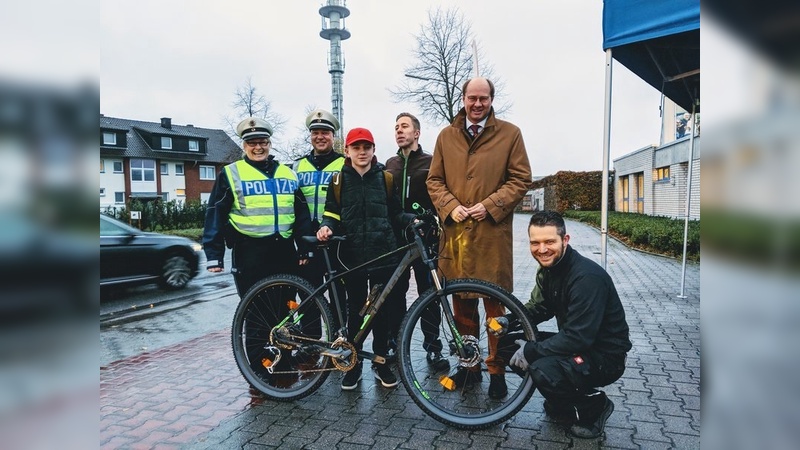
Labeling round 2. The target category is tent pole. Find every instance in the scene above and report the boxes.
[678,101,697,298]
[601,49,613,269]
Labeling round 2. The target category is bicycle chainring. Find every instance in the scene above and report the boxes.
[330,340,358,371]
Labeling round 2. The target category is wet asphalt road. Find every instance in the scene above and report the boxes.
[100,251,237,366]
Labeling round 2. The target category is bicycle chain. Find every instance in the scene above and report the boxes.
[266,327,358,374]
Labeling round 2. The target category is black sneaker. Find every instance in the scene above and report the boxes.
[488,374,508,399]
[373,364,399,388]
[426,351,450,372]
[569,398,614,439]
[543,400,577,425]
[341,364,362,391]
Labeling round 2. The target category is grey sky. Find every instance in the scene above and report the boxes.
[101,1,663,176]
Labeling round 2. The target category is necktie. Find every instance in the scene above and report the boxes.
[469,124,480,138]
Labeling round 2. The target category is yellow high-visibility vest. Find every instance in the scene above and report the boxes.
[293,157,344,222]
[224,160,298,238]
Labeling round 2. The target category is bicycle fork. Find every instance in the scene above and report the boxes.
[430,270,478,364]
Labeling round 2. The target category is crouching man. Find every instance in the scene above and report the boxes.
[494,211,632,439]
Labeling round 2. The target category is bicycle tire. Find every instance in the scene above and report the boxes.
[397,278,537,429]
[231,274,335,401]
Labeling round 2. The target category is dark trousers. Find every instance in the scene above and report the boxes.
[297,255,345,336]
[233,236,297,376]
[501,331,626,421]
[387,260,443,353]
[231,236,297,297]
[344,267,402,360]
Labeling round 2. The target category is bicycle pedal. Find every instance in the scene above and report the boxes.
[439,374,456,391]
[261,346,281,372]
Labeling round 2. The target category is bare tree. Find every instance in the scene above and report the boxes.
[390,7,509,126]
[222,76,289,161]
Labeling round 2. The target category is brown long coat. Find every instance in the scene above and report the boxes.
[427,108,532,291]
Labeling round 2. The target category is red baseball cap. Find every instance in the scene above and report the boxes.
[345,127,375,146]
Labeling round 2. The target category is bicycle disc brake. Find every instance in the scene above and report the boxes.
[451,335,482,368]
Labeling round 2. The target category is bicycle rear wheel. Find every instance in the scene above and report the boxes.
[232,274,335,401]
[397,278,537,429]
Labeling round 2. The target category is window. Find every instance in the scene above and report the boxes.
[654,166,670,182]
[114,192,124,204]
[176,189,186,197]
[160,163,169,175]
[175,163,184,176]
[620,177,629,213]
[130,159,156,182]
[113,161,123,173]
[199,165,215,180]
[161,136,172,149]
[100,159,105,173]
[103,132,116,145]
[635,173,644,214]
[100,188,106,197]
[189,140,199,152]
[161,193,169,201]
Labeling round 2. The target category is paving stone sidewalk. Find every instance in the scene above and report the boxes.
[100,215,700,449]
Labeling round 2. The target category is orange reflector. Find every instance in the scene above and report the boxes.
[439,375,456,391]
[262,358,274,369]
[287,300,299,310]
[488,317,503,333]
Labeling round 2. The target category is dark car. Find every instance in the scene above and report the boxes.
[100,214,201,290]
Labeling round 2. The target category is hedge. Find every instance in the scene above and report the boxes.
[527,170,614,213]
[102,198,206,232]
[563,210,700,261]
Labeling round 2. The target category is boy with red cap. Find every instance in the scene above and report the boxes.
[317,127,414,391]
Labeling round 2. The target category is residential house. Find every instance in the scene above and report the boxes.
[100,115,240,210]
[613,100,700,220]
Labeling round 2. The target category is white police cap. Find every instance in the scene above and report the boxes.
[305,109,339,132]
[236,117,273,140]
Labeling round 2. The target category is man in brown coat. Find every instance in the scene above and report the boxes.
[427,77,532,399]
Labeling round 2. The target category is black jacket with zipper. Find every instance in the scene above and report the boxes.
[320,158,414,270]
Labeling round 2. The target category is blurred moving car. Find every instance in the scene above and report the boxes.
[100,214,201,290]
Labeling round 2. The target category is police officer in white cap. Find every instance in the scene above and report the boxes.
[202,117,313,298]
[292,110,345,287]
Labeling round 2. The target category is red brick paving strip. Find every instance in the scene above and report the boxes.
[100,329,252,449]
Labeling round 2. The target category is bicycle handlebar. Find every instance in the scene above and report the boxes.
[300,235,347,247]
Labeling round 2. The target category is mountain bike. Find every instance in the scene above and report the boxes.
[231,209,538,429]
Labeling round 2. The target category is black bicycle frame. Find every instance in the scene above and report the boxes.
[291,223,469,364]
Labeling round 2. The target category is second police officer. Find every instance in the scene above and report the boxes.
[293,110,346,320]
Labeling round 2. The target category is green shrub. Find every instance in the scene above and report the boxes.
[562,210,700,261]
[101,199,207,232]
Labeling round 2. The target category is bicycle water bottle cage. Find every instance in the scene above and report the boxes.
[359,284,383,316]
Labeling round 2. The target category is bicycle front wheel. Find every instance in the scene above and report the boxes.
[232,274,335,401]
[397,278,537,429]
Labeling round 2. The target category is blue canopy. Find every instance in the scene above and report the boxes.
[603,0,700,111]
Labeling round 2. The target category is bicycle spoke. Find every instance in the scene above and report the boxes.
[398,279,537,429]
[232,275,335,401]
